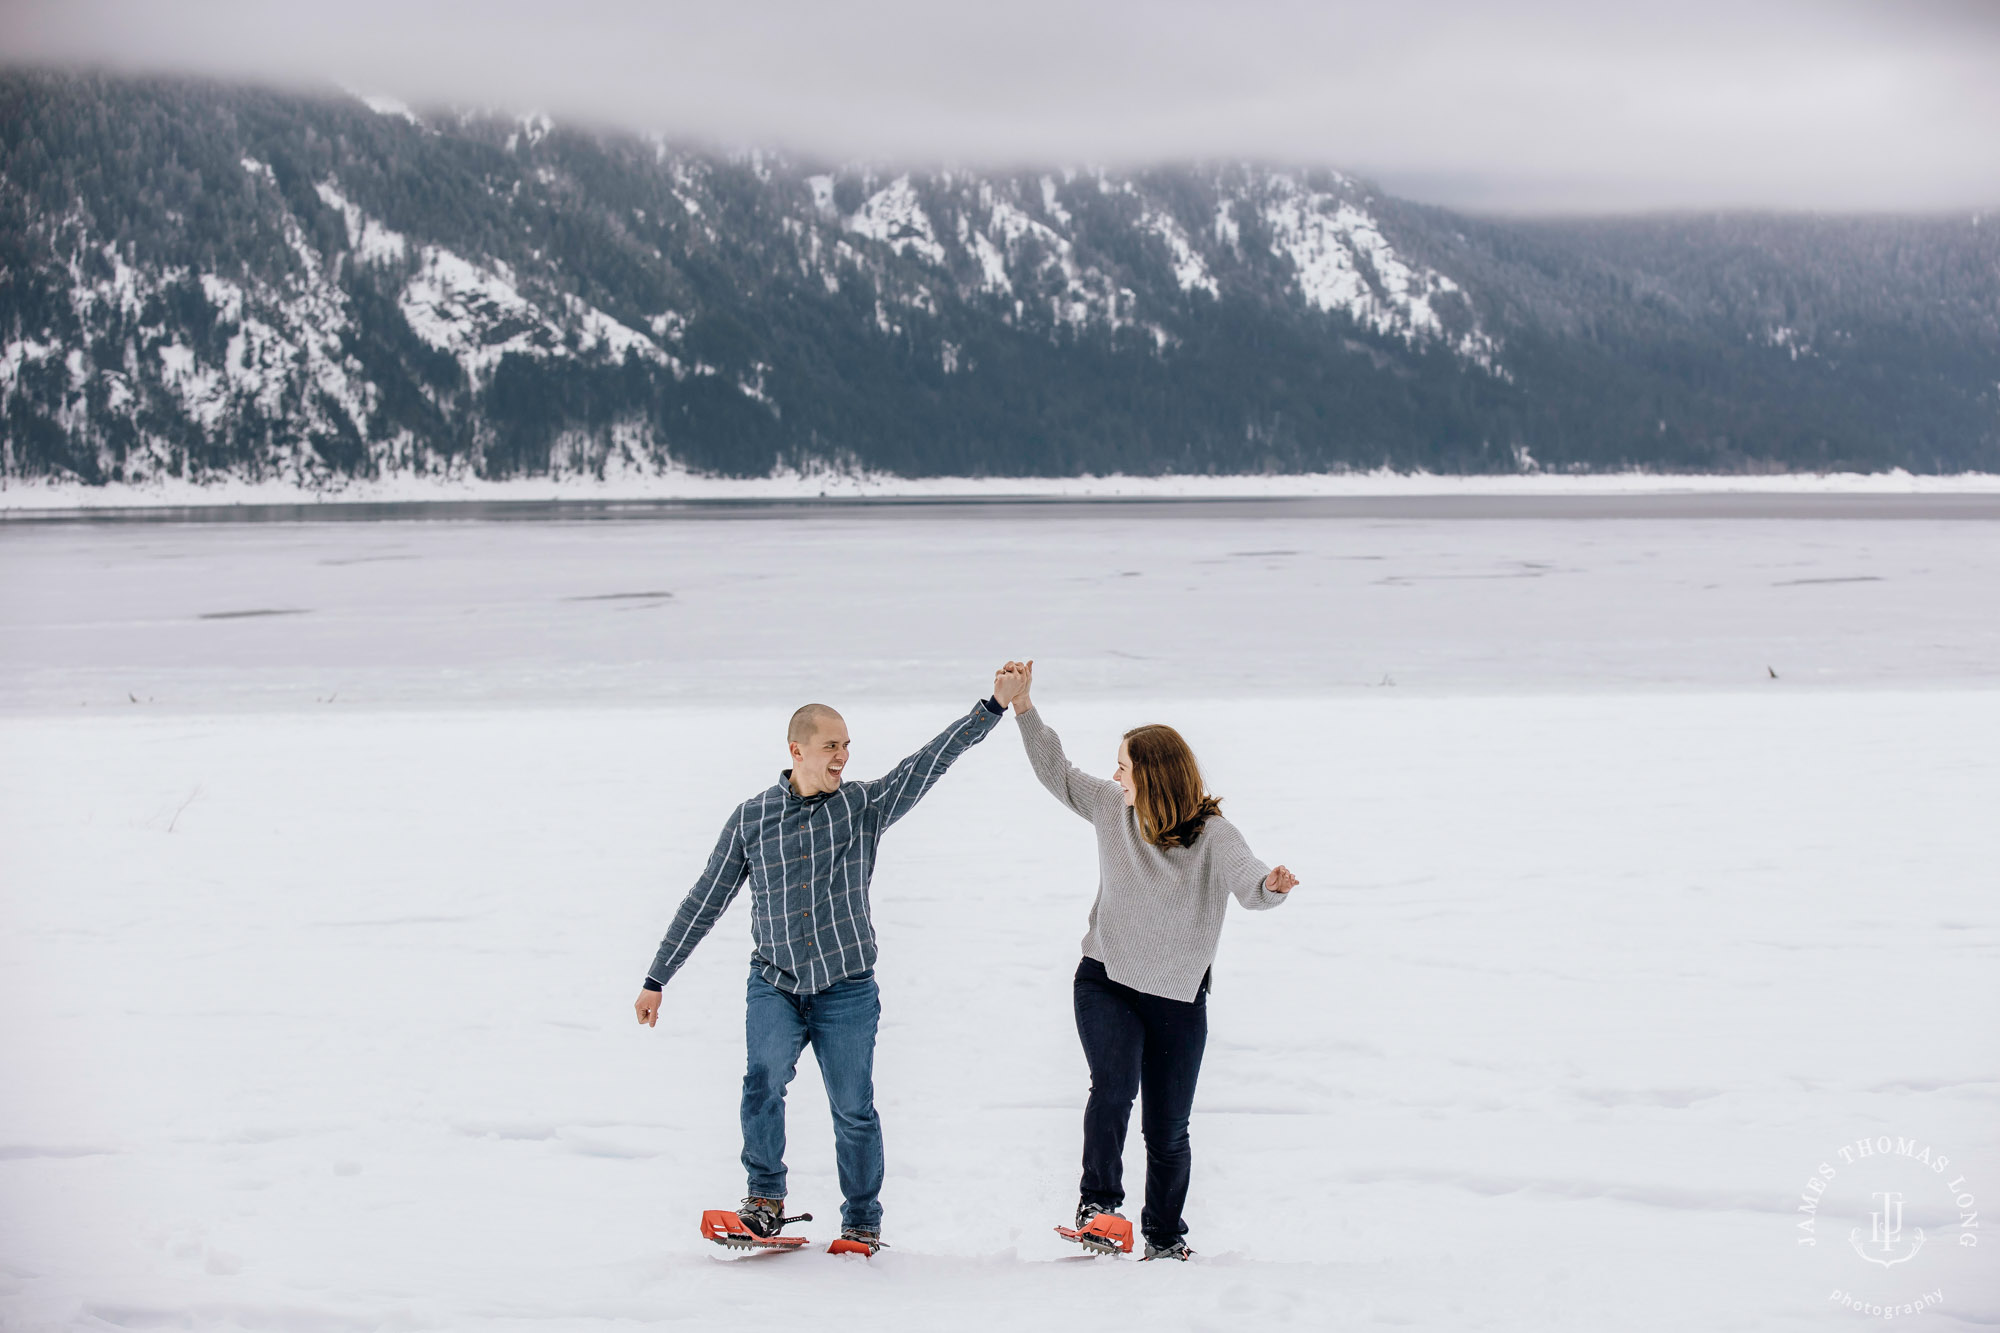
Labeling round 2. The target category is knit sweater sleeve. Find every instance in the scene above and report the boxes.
[1203,817,1284,910]
[1016,706,1119,820]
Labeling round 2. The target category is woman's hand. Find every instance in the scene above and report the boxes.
[999,659,1034,712]
[1264,865,1299,894]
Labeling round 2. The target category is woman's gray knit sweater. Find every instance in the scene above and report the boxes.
[1017,705,1286,1002]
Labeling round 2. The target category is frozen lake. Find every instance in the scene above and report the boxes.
[2,497,1996,1330]
[3,494,1998,712]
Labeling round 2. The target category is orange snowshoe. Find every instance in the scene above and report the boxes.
[1055,1206,1134,1255]
[700,1207,811,1251]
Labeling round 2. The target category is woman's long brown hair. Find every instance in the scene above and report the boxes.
[1122,724,1222,848]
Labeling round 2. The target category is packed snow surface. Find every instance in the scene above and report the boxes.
[2,502,1996,1330]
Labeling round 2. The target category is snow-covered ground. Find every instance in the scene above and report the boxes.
[2,504,1996,1330]
[3,466,2000,510]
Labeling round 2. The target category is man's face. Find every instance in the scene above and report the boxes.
[790,716,852,790]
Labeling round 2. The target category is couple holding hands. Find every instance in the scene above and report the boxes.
[633,661,1299,1261]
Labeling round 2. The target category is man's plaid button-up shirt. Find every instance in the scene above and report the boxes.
[645,699,1004,996]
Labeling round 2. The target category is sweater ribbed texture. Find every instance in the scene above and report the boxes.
[1017,706,1284,1002]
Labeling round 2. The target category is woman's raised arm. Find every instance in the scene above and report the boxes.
[1008,662,1118,819]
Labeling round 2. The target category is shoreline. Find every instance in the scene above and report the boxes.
[5,467,2000,513]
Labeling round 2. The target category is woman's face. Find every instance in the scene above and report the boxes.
[1113,740,1137,807]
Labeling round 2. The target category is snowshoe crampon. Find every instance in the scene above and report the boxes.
[1055,1211,1134,1255]
[700,1209,810,1251]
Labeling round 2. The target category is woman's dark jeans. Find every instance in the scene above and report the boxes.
[1072,956,1208,1248]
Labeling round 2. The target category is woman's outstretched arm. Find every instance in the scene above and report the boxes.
[1205,818,1296,910]
[1007,661,1118,819]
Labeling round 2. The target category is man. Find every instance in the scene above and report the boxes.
[634,667,1027,1253]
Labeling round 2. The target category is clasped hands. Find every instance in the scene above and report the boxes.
[993,659,1033,710]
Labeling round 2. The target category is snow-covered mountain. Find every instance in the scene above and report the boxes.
[3,71,1997,487]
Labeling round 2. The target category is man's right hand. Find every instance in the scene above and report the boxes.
[635,990,661,1027]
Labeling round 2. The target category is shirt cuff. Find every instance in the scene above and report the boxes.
[981,696,1004,715]
[642,978,662,992]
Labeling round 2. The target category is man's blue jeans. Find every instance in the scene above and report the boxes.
[741,967,884,1230]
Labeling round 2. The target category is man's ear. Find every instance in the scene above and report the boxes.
[787,741,802,763]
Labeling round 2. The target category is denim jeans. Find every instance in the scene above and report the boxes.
[1073,955,1209,1248]
[740,966,884,1230]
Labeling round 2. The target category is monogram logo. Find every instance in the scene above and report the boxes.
[1851,1190,1925,1268]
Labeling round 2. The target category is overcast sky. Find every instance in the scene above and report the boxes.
[3,0,1997,212]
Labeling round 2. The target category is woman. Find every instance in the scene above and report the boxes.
[1000,661,1298,1261]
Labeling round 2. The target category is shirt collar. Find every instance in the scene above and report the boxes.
[778,770,836,804]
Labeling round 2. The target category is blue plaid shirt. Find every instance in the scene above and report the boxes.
[645,699,1004,995]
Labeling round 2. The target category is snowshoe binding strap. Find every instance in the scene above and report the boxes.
[1075,1199,1116,1230]
[734,1197,811,1237]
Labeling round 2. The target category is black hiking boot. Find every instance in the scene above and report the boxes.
[1076,1198,1124,1229]
[737,1197,811,1238]
[836,1225,886,1255]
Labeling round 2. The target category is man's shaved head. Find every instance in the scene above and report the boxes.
[788,703,843,746]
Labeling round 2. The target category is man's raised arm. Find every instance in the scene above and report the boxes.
[634,809,750,1026]
[858,670,1022,828]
